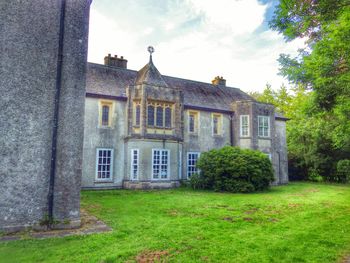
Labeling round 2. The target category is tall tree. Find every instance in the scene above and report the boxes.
[266,1,350,181]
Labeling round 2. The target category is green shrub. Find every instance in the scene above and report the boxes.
[336,159,350,183]
[189,173,203,190]
[192,146,274,193]
[308,168,323,182]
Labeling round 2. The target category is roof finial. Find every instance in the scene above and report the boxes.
[147,46,154,62]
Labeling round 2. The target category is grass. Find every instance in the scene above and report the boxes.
[0,182,350,262]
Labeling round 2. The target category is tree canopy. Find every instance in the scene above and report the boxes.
[259,0,350,182]
[271,0,350,110]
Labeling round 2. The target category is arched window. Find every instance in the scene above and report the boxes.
[165,107,172,128]
[147,105,154,126]
[135,104,140,126]
[102,105,109,126]
[156,106,163,127]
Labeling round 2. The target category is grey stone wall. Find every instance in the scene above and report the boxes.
[81,97,289,188]
[82,98,126,189]
[275,120,289,184]
[0,0,91,232]
[182,109,231,179]
[232,101,288,184]
[124,139,181,189]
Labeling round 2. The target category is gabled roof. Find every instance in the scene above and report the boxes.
[135,56,168,87]
[86,62,255,112]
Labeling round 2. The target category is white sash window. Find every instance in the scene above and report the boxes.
[152,149,170,179]
[96,148,113,181]
[131,149,139,180]
[187,152,200,178]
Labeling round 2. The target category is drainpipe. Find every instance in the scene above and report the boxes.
[278,151,281,184]
[229,112,234,146]
[48,0,66,226]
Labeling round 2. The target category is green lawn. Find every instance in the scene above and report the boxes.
[1,182,350,262]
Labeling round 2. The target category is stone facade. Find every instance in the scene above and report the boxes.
[82,53,289,189]
[0,0,91,232]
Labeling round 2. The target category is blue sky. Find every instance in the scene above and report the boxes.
[88,0,304,92]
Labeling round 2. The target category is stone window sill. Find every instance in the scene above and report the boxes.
[147,126,173,130]
[98,126,113,129]
[94,180,114,184]
[258,137,271,140]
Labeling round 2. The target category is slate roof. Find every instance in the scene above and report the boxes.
[135,56,168,88]
[275,112,290,121]
[86,62,255,112]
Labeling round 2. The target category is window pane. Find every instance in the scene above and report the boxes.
[189,114,194,132]
[135,105,140,126]
[97,149,112,180]
[243,116,247,125]
[240,115,249,137]
[156,106,163,127]
[147,105,154,126]
[131,149,139,180]
[102,105,109,126]
[213,116,218,134]
[258,116,269,137]
[153,150,168,179]
[165,107,172,128]
[187,153,199,178]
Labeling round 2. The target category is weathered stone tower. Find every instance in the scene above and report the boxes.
[0,0,91,231]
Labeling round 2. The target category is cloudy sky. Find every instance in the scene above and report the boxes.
[88,0,305,92]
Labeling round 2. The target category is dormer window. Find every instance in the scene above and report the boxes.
[147,101,173,128]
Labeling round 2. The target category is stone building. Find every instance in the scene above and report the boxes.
[82,50,288,189]
[0,0,91,232]
[0,0,287,232]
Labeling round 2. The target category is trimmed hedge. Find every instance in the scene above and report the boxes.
[190,146,274,193]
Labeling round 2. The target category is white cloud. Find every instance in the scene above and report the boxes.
[87,0,306,92]
[186,0,267,35]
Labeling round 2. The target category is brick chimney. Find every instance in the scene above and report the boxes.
[212,76,226,86]
[104,54,128,69]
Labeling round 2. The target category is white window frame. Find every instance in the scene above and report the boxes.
[130,149,139,180]
[240,115,250,137]
[187,152,200,179]
[152,149,170,180]
[95,148,114,181]
[258,116,270,137]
